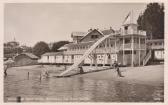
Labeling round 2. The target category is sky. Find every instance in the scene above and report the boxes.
[4,3,147,47]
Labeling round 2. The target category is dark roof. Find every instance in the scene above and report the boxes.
[23,53,39,59]
[15,53,39,60]
[42,52,63,56]
[101,28,115,35]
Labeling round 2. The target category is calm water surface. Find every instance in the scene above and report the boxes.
[4,66,164,102]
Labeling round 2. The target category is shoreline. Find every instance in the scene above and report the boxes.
[75,65,164,86]
[6,64,164,86]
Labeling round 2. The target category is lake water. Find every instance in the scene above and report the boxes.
[4,66,164,102]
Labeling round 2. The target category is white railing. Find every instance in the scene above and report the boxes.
[143,50,152,66]
[121,30,146,36]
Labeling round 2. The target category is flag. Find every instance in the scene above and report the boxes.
[123,12,131,25]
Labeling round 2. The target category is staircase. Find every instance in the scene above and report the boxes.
[143,50,152,66]
[59,34,116,76]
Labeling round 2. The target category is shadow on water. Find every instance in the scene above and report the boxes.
[4,68,164,102]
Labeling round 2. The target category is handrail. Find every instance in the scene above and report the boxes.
[143,50,151,66]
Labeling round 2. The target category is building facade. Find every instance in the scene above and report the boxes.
[39,22,148,67]
[146,39,164,63]
[38,12,164,67]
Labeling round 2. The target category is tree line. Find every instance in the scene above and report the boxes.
[137,3,164,39]
[4,41,70,59]
[32,41,70,57]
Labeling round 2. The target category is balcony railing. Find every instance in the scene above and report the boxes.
[121,30,146,36]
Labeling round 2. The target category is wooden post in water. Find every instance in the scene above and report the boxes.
[39,73,42,82]
[27,72,29,80]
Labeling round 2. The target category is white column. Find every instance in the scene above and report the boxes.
[123,37,125,65]
[131,36,134,67]
[115,35,116,55]
[108,38,112,67]
[145,37,147,54]
[139,37,141,66]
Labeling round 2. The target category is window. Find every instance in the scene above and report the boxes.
[125,38,131,44]
[108,54,111,59]
[124,26,128,30]
[134,37,139,43]
[140,38,145,44]
[91,35,98,39]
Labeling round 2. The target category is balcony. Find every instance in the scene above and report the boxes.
[118,43,146,50]
[121,30,146,36]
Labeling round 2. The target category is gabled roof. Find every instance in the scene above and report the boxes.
[79,29,104,42]
[101,28,115,35]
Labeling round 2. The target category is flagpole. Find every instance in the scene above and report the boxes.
[131,10,132,24]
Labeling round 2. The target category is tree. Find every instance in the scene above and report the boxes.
[137,3,164,39]
[51,41,69,52]
[33,41,50,57]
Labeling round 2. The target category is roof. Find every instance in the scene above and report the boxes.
[42,52,63,56]
[122,23,138,26]
[58,44,69,50]
[79,29,104,42]
[71,32,87,37]
[15,53,39,59]
[65,41,95,48]
[101,28,115,35]
[23,53,39,59]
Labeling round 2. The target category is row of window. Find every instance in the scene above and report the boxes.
[68,38,145,51]
[69,45,89,50]
[147,42,163,46]
[120,37,145,44]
